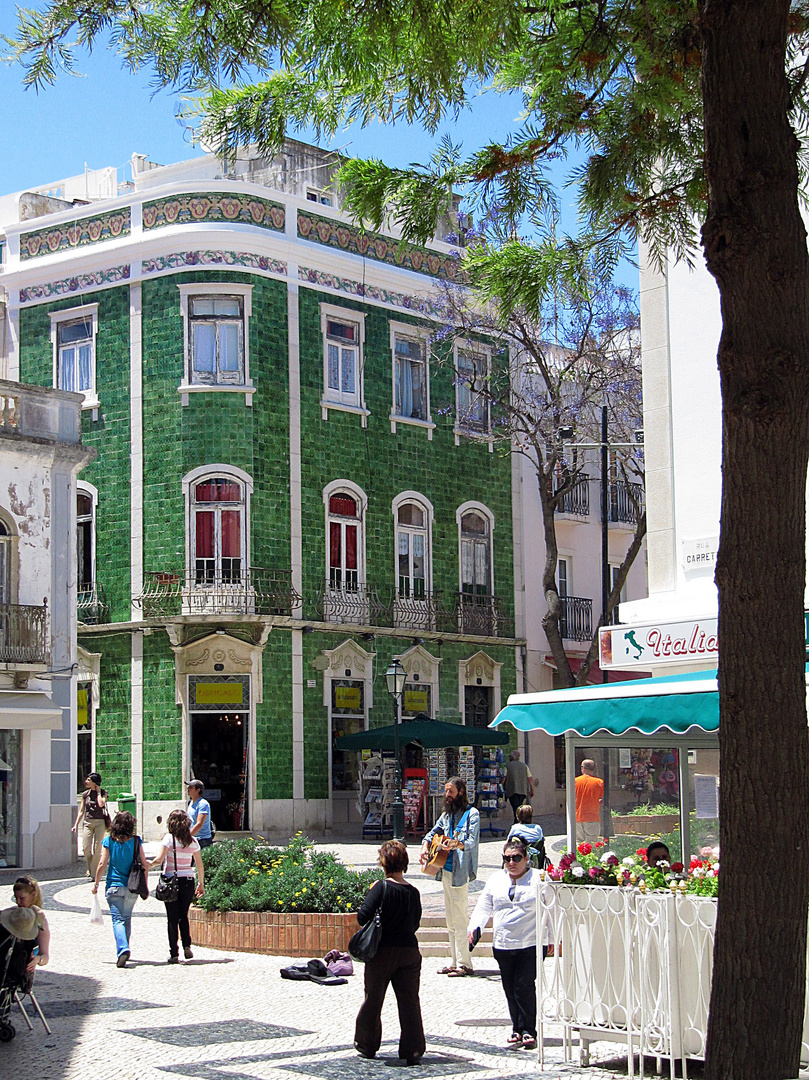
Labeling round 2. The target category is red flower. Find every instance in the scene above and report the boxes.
[594,841,605,848]
[671,862,684,873]
[578,842,593,855]
[636,848,648,859]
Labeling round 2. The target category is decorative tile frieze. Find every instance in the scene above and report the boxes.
[20,208,131,260]
[142,192,285,232]
[19,264,131,303]
[142,250,287,275]
[298,265,445,318]
[297,210,463,281]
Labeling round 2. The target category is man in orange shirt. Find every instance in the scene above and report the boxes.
[574,759,603,842]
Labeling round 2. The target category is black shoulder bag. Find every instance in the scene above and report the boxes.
[127,837,150,899]
[155,835,181,903]
[349,879,386,963]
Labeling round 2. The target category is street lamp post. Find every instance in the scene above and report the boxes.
[385,657,407,841]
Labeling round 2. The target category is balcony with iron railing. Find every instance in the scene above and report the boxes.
[0,600,49,664]
[137,568,301,618]
[77,583,109,625]
[556,476,591,518]
[305,586,514,638]
[558,596,593,643]
[606,480,645,527]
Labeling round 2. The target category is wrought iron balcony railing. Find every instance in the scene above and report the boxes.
[137,568,301,618]
[455,591,513,638]
[77,583,109,625]
[556,477,591,517]
[607,480,645,526]
[0,601,49,664]
[305,587,514,638]
[558,596,593,642]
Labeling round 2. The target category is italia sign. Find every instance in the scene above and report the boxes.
[599,618,719,670]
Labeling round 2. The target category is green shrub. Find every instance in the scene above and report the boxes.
[612,803,680,817]
[198,833,381,914]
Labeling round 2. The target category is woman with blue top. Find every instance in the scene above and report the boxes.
[507,804,545,863]
[420,776,480,977]
[92,811,150,967]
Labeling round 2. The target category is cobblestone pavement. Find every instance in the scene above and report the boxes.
[0,833,680,1080]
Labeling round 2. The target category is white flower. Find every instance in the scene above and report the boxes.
[622,856,636,866]
[600,850,617,863]
[571,865,586,878]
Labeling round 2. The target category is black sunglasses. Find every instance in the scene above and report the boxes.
[503,853,525,863]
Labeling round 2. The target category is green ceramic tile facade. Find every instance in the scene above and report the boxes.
[20,266,517,811]
[142,633,182,801]
[92,634,132,796]
[257,633,294,801]
[18,287,133,623]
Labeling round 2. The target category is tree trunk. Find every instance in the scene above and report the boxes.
[700,3,809,1078]
[539,471,575,687]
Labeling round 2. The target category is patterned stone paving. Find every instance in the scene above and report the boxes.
[0,836,750,1080]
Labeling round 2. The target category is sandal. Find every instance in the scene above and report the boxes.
[437,966,457,975]
[522,1034,537,1050]
[447,965,473,977]
[507,1033,522,1044]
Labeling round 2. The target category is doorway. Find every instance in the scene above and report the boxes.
[190,712,249,831]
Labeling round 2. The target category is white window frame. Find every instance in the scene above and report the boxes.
[389,322,435,437]
[323,479,367,593]
[392,491,434,602]
[453,340,493,450]
[456,501,495,596]
[320,303,369,424]
[306,188,334,207]
[182,464,253,585]
[50,304,99,414]
[177,283,255,406]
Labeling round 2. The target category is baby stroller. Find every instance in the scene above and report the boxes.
[0,907,51,1042]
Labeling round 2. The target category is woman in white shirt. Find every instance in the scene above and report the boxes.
[467,837,538,1051]
[149,809,204,963]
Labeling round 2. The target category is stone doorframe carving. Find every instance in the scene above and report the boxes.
[320,639,375,793]
[458,650,502,723]
[172,630,267,806]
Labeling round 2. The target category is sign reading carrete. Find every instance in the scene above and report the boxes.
[599,618,718,670]
[681,536,719,571]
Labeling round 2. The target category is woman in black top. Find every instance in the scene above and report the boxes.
[354,840,425,1065]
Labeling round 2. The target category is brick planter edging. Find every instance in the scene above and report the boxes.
[188,908,357,957]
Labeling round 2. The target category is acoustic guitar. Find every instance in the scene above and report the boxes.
[421,833,464,876]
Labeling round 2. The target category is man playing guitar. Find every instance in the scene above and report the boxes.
[420,777,480,977]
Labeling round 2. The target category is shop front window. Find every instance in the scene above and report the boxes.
[77,682,93,794]
[331,679,365,791]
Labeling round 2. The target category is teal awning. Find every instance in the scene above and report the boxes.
[492,669,719,738]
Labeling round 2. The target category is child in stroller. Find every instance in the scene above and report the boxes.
[0,878,50,1043]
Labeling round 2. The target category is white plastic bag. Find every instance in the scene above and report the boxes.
[89,892,104,925]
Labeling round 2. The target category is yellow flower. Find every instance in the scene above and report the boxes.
[277,900,282,906]
[329,878,333,884]
[302,887,307,894]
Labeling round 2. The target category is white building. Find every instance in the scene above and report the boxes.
[0,379,94,868]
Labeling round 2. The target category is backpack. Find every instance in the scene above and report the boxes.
[528,837,550,869]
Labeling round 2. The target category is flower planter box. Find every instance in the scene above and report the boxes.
[537,882,809,1072]
[188,908,357,957]
[610,814,679,835]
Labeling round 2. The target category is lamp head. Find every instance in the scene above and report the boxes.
[385,658,407,699]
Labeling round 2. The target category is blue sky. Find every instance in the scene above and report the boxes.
[0,16,636,287]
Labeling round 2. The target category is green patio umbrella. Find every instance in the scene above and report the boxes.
[334,713,510,751]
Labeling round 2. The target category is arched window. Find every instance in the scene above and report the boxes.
[396,502,429,600]
[0,520,10,605]
[77,490,94,589]
[460,510,492,596]
[192,477,245,584]
[328,493,361,592]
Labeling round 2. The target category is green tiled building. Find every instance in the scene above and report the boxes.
[1,141,521,836]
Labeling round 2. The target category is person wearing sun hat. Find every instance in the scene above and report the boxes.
[0,904,45,987]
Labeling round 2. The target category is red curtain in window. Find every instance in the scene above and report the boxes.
[196,479,241,503]
[345,524,358,570]
[329,494,357,517]
[221,511,241,558]
[330,522,342,569]
[195,511,215,557]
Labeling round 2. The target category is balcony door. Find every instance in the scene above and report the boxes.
[186,476,247,614]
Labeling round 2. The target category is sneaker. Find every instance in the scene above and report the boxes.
[183,947,193,960]
[168,955,179,964]
[116,951,130,968]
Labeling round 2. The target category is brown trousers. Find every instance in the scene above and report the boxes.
[354,945,426,1061]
